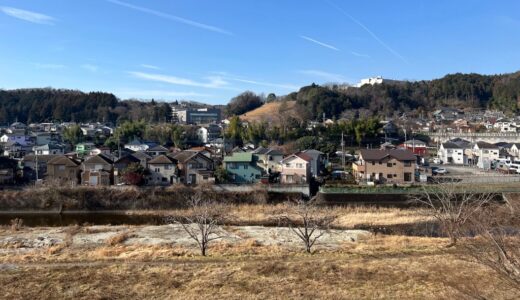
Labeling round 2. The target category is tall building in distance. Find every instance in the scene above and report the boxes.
[171,106,221,125]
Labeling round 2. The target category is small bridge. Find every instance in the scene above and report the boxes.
[421,132,520,144]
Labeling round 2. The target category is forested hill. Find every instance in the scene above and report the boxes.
[290,71,520,120]
[2,72,520,124]
[0,88,175,124]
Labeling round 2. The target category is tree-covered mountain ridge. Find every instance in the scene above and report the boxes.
[2,71,520,124]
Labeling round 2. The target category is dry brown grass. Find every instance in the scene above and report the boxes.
[0,237,516,299]
[105,231,136,246]
[140,204,431,228]
[239,100,297,124]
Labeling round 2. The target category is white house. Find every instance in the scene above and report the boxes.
[32,144,64,156]
[124,138,151,152]
[438,142,466,165]
[473,141,499,169]
[493,120,517,132]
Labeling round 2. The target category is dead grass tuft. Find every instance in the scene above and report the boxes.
[105,231,136,246]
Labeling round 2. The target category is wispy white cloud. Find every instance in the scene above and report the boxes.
[34,63,66,69]
[300,35,340,51]
[325,1,408,64]
[210,71,299,90]
[0,6,55,25]
[299,70,348,83]
[350,51,370,58]
[106,0,232,35]
[129,71,229,89]
[81,64,99,72]
[140,64,160,70]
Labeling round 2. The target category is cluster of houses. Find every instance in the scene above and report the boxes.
[0,120,330,187]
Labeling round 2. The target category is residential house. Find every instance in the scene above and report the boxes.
[223,152,263,183]
[507,143,520,159]
[81,154,114,186]
[131,151,152,168]
[171,150,214,185]
[147,155,178,185]
[280,152,312,184]
[124,138,155,152]
[146,145,169,157]
[75,143,96,157]
[2,141,27,158]
[438,142,466,165]
[352,149,416,184]
[9,121,27,131]
[197,124,221,143]
[46,156,81,186]
[22,154,60,182]
[32,143,65,155]
[302,149,326,178]
[401,139,427,156]
[89,146,112,156]
[472,142,499,169]
[252,147,284,174]
[113,154,142,184]
[0,157,18,184]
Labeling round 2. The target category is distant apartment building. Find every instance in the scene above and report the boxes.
[171,106,221,125]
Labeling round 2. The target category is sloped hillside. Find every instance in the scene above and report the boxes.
[239,101,298,124]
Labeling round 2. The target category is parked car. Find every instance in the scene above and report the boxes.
[433,167,448,175]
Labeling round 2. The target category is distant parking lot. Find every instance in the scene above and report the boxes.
[429,164,520,184]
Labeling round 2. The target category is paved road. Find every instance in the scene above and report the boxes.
[431,164,520,183]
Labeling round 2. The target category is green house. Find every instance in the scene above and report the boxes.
[223,152,263,184]
[75,142,95,156]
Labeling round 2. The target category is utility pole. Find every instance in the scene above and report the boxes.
[35,151,38,185]
[341,131,345,170]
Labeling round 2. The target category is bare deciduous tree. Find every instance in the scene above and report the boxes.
[410,184,495,246]
[279,197,336,254]
[464,197,520,295]
[167,185,227,256]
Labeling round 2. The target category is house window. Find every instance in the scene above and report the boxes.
[58,165,65,171]
[229,163,237,169]
[164,165,172,170]
[404,172,412,182]
[404,161,411,167]
[296,163,303,168]
[285,163,291,168]
[387,163,392,167]
[155,168,160,172]
[243,165,248,169]
[372,161,375,166]
[387,174,393,178]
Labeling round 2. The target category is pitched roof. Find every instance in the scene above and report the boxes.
[147,145,169,152]
[114,154,141,165]
[442,142,462,149]
[47,156,80,167]
[224,152,253,163]
[131,151,152,160]
[148,154,177,165]
[281,152,312,163]
[83,153,113,165]
[475,141,499,149]
[23,154,61,163]
[171,150,197,162]
[359,149,416,161]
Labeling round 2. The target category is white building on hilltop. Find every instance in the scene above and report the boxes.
[356,76,402,87]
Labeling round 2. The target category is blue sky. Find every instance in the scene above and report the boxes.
[1,0,520,104]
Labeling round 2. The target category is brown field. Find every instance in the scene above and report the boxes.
[0,235,516,299]
[0,205,517,299]
[239,100,298,124]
